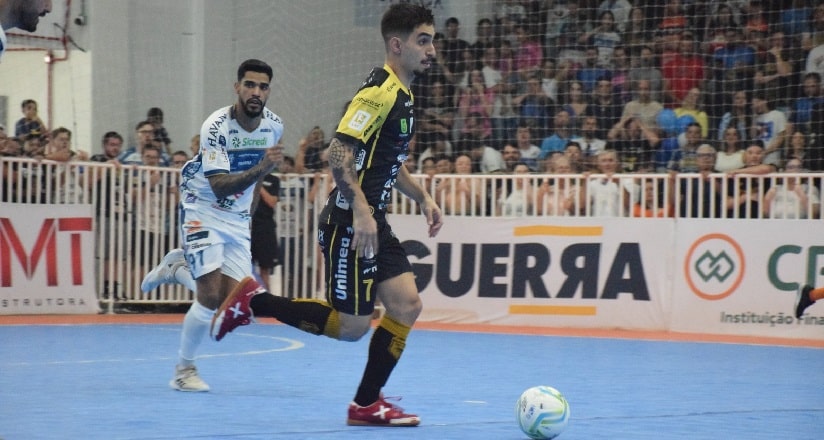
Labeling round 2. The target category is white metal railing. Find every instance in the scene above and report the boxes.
[2,156,822,311]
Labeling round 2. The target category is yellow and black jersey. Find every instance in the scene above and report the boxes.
[320,64,415,225]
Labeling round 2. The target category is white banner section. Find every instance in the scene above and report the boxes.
[390,215,673,330]
[672,219,824,340]
[0,203,99,314]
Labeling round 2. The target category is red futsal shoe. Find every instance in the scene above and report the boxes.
[210,277,265,341]
[347,395,420,427]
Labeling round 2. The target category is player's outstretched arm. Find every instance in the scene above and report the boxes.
[395,166,443,238]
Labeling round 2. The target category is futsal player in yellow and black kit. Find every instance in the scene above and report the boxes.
[210,3,443,427]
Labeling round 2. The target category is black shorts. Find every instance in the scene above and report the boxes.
[318,221,412,316]
[251,219,281,269]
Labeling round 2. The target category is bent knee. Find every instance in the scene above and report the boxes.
[337,317,371,341]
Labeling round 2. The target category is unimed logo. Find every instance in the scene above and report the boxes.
[0,217,92,286]
[684,233,745,300]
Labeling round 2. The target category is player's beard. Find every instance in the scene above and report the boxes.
[241,97,265,118]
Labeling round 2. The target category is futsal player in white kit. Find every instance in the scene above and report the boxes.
[142,58,284,391]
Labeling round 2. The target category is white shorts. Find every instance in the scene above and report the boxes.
[179,206,252,281]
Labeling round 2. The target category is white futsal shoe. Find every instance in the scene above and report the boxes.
[141,248,187,292]
[169,365,210,392]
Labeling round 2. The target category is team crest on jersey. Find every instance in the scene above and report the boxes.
[348,110,372,132]
[218,135,227,146]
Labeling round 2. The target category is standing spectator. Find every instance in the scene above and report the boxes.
[580,149,636,217]
[251,172,281,290]
[147,107,172,155]
[189,134,200,157]
[118,120,170,166]
[714,127,745,172]
[276,156,309,296]
[442,17,470,81]
[90,131,123,163]
[14,99,45,139]
[131,145,169,283]
[764,158,820,219]
[751,91,787,167]
[498,162,536,216]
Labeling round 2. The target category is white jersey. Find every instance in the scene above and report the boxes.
[180,105,284,221]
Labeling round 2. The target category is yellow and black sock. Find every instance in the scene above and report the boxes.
[250,294,340,339]
[353,315,411,407]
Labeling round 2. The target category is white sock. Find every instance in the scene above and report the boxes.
[174,266,198,292]
[178,300,214,367]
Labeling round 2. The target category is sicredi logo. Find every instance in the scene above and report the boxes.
[684,233,745,300]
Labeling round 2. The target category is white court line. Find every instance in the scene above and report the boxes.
[0,325,304,367]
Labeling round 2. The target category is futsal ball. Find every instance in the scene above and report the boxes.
[515,385,570,439]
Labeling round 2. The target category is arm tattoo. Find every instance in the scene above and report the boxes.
[209,162,270,199]
[328,138,359,203]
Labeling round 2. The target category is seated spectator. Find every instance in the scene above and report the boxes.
[585,77,622,139]
[716,90,751,142]
[295,125,327,173]
[789,72,823,135]
[14,99,45,139]
[559,79,589,129]
[555,0,591,68]
[753,31,795,110]
[575,48,610,93]
[703,3,741,54]
[572,115,607,166]
[621,79,663,130]
[563,141,586,173]
[624,7,652,52]
[666,123,704,173]
[513,24,543,74]
[498,162,536,216]
[513,123,541,171]
[456,69,494,141]
[44,127,87,162]
[22,133,45,159]
[728,141,777,176]
[627,46,664,103]
[512,74,553,138]
[467,135,505,173]
[577,10,621,68]
[727,141,775,218]
[661,32,705,106]
[539,109,574,159]
[751,91,787,167]
[714,127,745,172]
[171,150,189,168]
[710,28,755,93]
[417,132,453,172]
[786,130,818,172]
[608,113,660,173]
[419,79,456,143]
[763,158,821,219]
[674,87,709,138]
[501,143,522,173]
[610,46,631,103]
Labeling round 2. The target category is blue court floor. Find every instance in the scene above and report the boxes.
[0,321,821,439]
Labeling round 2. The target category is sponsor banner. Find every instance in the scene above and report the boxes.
[390,215,673,330]
[672,219,824,339]
[0,203,99,314]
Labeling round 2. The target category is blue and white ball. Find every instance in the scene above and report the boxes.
[515,386,570,439]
